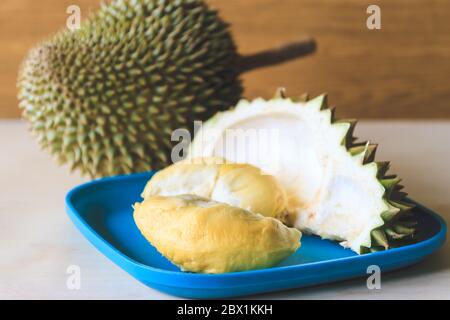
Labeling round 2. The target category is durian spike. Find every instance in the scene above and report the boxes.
[297,93,310,102]
[273,87,287,99]
[371,229,389,249]
[237,36,316,73]
[273,88,311,103]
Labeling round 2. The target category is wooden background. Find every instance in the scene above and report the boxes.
[1,0,449,119]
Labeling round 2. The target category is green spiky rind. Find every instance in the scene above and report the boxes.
[286,92,418,253]
[18,0,242,177]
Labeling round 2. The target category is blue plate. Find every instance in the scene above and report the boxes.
[65,171,446,299]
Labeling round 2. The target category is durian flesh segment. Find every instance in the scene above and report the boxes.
[189,97,389,253]
[133,194,301,274]
[141,157,288,218]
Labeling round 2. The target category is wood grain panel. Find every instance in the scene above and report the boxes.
[1,0,450,118]
[0,0,99,118]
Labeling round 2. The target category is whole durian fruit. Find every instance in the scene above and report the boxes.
[141,157,288,219]
[133,194,301,273]
[189,89,417,254]
[18,0,315,177]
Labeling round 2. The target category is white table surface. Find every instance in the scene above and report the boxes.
[0,119,449,300]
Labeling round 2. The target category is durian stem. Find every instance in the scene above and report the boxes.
[237,36,316,73]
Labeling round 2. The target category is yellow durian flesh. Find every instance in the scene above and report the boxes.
[141,157,220,200]
[141,157,287,219]
[133,194,301,274]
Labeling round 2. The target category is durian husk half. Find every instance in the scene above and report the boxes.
[188,89,417,254]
